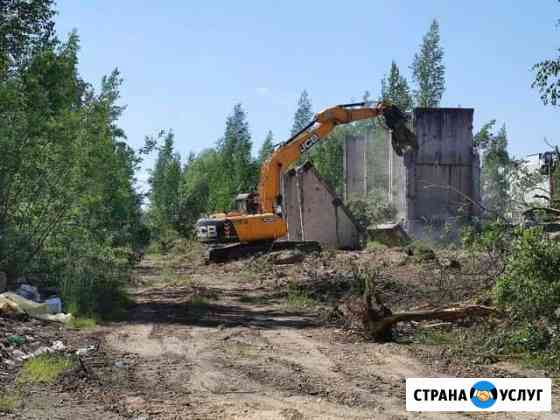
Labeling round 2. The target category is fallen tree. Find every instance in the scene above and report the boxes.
[339,272,496,341]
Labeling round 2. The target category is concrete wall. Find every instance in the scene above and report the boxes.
[342,108,480,240]
[407,108,478,238]
[343,134,368,200]
[284,162,361,250]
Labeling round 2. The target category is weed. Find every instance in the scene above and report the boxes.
[0,392,18,413]
[17,354,75,385]
[405,241,436,262]
[286,283,316,309]
[415,329,454,345]
[67,317,97,329]
[366,241,388,252]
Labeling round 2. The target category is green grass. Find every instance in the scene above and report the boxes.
[67,316,97,329]
[17,354,76,385]
[286,289,316,309]
[366,241,388,251]
[0,393,18,413]
[415,329,455,345]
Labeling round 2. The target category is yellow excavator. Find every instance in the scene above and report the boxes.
[196,101,417,261]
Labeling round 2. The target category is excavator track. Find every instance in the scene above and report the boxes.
[206,240,321,263]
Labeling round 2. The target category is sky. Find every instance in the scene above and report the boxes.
[54,1,560,188]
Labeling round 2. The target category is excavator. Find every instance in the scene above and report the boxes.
[196,101,417,261]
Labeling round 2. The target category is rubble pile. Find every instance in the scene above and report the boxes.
[0,315,66,386]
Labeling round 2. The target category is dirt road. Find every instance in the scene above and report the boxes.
[11,254,558,419]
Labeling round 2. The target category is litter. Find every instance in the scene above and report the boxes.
[16,284,40,302]
[51,340,66,351]
[45,297,62,314]
[0,292,71,323]
[6,335,25,346]
[76,345,96,356]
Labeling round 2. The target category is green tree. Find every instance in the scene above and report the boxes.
[0,0,57,77]
[0,15,147,318]
[291,90,313,136]
[480,123,512,215]
[381,61,413,112]
[258,130,275,164]
[309,127,346,194]
[214,103,257,210]
[177,149,221,234]
[532,3,560,105]
[147,131,182,232]
[411,19,445,107]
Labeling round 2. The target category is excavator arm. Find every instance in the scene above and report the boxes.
[257,101,417,214]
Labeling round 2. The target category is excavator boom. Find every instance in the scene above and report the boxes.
[258,101,417,214]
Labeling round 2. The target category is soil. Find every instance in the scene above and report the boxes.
[2,249,558,419]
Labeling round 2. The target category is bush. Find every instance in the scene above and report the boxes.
[346,190,397,229]
[60,256,131,321]
[461,221,511,256]
[496,227,560,322]
[42,234,134,320]
[146,226,181,255]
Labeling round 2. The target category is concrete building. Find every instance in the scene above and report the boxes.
[343,108,480,239]
[283,162,361,250]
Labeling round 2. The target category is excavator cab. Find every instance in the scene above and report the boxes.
[233,192,259,215]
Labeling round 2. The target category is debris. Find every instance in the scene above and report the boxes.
[36,313,72,323]
[0,292,71,323]
[271,250,305,265]
[114,360,128,369]
[367,223,410,247]
[438,257,461,270]
[45,297,62,314]
[75,345,96,356]
[0,296,21,315]
[341,273,496,341]
[11,349,26,361]
[51,340,66,352]
[6,335,25,346]
[16,284,40,302]
[31,346,52,357]
[1,292,49,316]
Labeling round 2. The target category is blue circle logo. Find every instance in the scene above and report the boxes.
[470,381,498,409]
